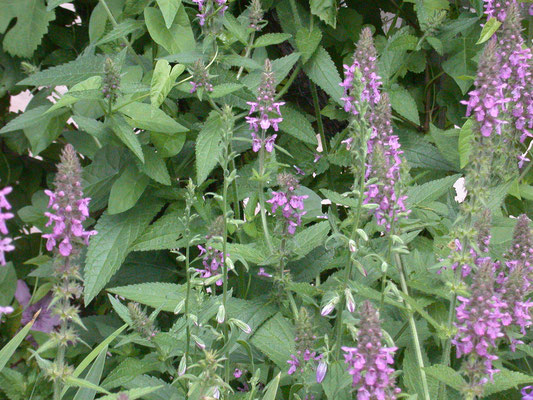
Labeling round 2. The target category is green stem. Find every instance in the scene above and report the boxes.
[222,171,230,384]
[258,129,273,253]
[184,240,191,360]
[237,32,256,80]
[395,252,431,400]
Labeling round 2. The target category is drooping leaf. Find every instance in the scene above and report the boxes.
[107,283,187,312]
[389,86,420,125]
[406,174,461,207]
[150,61,185,109]
[477,17,501,44]
[290,221,331,259]
[109,114,145,163]
[137,146,171,185]
[120,102,188,134]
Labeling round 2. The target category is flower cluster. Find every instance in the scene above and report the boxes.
[246,59,285,152]
[267,173,307,235]
[127,302,157,340]
[452,259,511,393]
[197,245,225,286]
[364,95,409,231]
[190,59,213,94]
[483,0,514,21]
[340,27,382,115]
[498,2,533,146]
[0,186,14,266]
[193,0,228,26]
[102,57,120,103]
[462,38,510,137]
[341,301,401,399]
[43,145,97,257]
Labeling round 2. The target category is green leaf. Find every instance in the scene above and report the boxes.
[210,83,244,99]
[47,76,103,113]
[0,0,55,58]
[291,221,331,259]
[253,33,292,48]
[72,346,108,400]
[221,55,262,70]
[426,36,443,55]
[310,0,337,28]
[389,34,418,51]
[107,283,186,312]
[223,13,248,44]
[101,357,162,390]
[120,102,188,134]
[424,364,466,392]
[156,0,182,28]
[262,373,281,400]
[406,174,461,207]
[484,368,533,396]
[295,27,322,64]
[151,60,185,109]
[138,146,171,185]
[458,119,473,168]
[109,114,145,163]
[279,106,317,145]
[322,361,351,400]
[242,53,301,91]
[0,105,64,134]
[96,19,145,46]
[196,111,223,185]
[64,377,109,395]
[129,210,186,252]
[0,368,26,400]
[0,263,17,305]
[389,87,420,125]
[0,316,36,372]
[477,17,501,44]
[108,164,150,214]
[144,6,195,55]
[303,46,343,105]
[150,131,185,158]
[442,46,477,95]
[250,313,294,369]
[84,197,163,305]
[97,387,163,400]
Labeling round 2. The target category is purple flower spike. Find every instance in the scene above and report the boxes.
[342,301,401,399]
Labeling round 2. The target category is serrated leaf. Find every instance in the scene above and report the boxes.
[84,197,163,305]
[389,34,418,51]
[253,33,292,48]
[150,131,185,158]
[1,0,55,58]
[145,6,194,54]
[108,164,150,214]
[96,19,145,46]
[156,0,182,28]
[279,106,317,145]
[210,83,244,98]
[291,221,331,259]
[250,313,294,369]
[477,17,501,44]
[109,114,145,163]
[120,102,187,134]
[64,377,109,395]
[0,105,64,134]
[458,119,473,168]
[424,364,466,391]
[295,27,322,64]
[101,357,162,390]
[303,46,343,105]
[322,361,351,400]
[390,87,420,125]
[484,368,533,396]
[129,210,186,251]
[221,55,262,70]
[97,387,163,400]
[47,76,103,113]
[407,174,461,207]
[223,13,248,44]
[427,36,443,55]
[310,0,337,28]
[196,111,223,185]
[107,283,187,312]
[138,146,171,185]
[242,53,301,91]
[0,368,25,400]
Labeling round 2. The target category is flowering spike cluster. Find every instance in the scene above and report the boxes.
[127,302,157,340]
[248,0,265,31]
[267,173,308,235]
[363,95,409,231]
[43,145,97,257]
[246,59,285,152]
[190,59,213,94]
[287,308,324,384]
[498,2,533,148]
[102,58,120,103]
[0,186,14,266]
[462,38,510,137]
[341,301,401,399]
[193,0,228,26]
[452,259,511,393]
[340,27,382,115]
[483,0,514,21]
[197,245,225,286]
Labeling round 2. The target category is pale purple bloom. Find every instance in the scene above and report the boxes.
[257,267,272,277]
[197,245,225,286]
[316,360,327,383]
[233,369,243,378]
[267,190,307,235]
[0,186,14,266]
[15,280,60,333]
[523,386,533,399]
[0,238,14,266]
[320,303,335,316]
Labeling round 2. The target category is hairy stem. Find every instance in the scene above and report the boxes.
[258,129,273,253]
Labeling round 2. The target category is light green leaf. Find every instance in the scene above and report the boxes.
[242,53,301,91]
[250,313,294,369]
[0,105,63,134]
[210,83,244,98]
[46,76,103,113]
[109,114,145,163]
[279,106,318,145]
[101,357,162,390]
[407,174,461,207]
[1,0,55,58]
[322,361,351,400]
[291,221,331,259]
[84,197,163,305]
[223,13,248,44]
[196,111,223,185]
[64,378,109,395]
[138,146,171,185]
[156,0,182,28]
[389,87,420,125]
[96,19,145,46]
[458,119,473,168]
[303,46,343,105]
[72,346,108,400]
[389,34,418,51]
[108,283,186,312]
[151,60,185,109]
[262,373,281,400]
[295,27,322,64]
[484,368,533,396]
[0,263,17,305]
[129,210,186,252]
[108,164,150,214]
[150,131,185,158]
[477,17,501,44]
[120,102,188,134]
[427,36,443,55]
[253,33,292,48]
[424,364,466,392]
[144,6,195,55]
[442,47,476,95]
[0,315,36,372]
[310,0,337,28]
